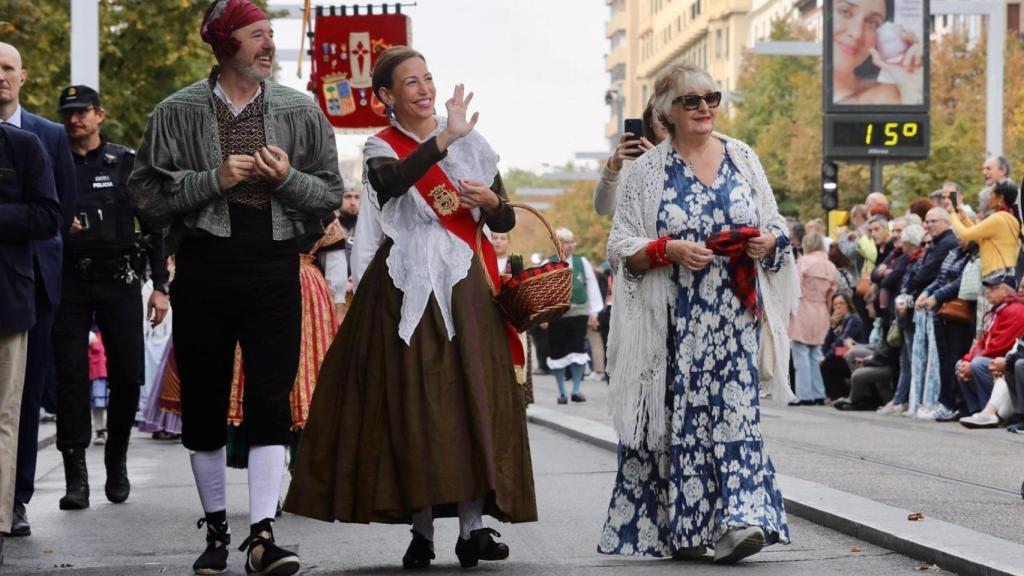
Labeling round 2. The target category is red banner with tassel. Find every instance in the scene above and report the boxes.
[309,8,412,130]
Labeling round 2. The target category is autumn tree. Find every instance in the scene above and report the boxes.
[0,0,274,147]
[727,18,1022,221]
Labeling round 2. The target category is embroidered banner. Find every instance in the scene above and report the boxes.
[310,10,411,129]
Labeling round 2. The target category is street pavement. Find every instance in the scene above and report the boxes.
[4,421,932,574]
[528,373,1024,547]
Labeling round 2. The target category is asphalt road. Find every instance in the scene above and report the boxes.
[4,424,938,575]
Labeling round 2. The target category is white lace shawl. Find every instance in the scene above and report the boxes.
[357,116,500,344]
[606,134,800,450]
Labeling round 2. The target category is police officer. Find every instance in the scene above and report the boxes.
[53,85,169,510]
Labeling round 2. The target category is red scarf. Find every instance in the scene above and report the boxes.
[375,127,526,381]
[705,227,761,316]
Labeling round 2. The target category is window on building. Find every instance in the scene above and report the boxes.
[715,29,722,59]
[725,27,729,56]
[642,84,649,106]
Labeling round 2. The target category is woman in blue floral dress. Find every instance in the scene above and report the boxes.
[601,63,800,564]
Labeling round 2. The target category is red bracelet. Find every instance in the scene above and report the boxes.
[645,236,671,268]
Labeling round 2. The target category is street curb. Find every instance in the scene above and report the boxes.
[527,405,1024,576]
[38,431,56,451]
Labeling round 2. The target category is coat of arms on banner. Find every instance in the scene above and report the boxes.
[311,12,413,129]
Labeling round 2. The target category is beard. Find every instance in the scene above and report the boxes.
[226,51,274,83]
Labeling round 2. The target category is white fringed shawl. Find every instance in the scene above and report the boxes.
[606,134,800,451]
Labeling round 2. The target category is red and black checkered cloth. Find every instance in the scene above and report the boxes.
[705,227,761,317]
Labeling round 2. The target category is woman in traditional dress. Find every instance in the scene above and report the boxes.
[599,62,799,563]
[284,46,536,570]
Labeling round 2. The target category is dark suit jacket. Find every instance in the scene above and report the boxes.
[21,110,77,305]
[0,124,61,332]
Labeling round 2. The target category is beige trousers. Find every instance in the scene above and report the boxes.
[0,331,28,532]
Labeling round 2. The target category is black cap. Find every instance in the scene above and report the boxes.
[58,85,101,111]
[982,273,1016,289]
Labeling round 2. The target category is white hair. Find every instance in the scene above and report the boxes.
[651,63,718,136]
[555,227,574,242]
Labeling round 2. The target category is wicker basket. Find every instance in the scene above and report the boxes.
[476,202,572,332]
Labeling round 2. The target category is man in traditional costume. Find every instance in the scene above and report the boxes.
[544,228,603,404]
[127,1,342,574]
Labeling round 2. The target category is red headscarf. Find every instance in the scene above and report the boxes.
[201,0,268,61]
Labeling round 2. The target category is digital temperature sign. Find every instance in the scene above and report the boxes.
[824,113,930,159]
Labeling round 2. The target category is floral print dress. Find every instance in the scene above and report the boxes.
[598,144,791,557]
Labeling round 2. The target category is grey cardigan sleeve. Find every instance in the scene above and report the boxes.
[127,106,222,226]
[593,164,620,216]
[271,110,343,217]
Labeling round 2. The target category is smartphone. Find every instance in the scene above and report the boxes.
[623,118,644,158]
[950,190,958,207]
[77,211,91,231]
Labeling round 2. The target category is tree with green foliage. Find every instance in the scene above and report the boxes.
[0,0,273,147]
[726,17,1022,221]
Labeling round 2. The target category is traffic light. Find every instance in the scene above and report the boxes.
[821,160,839,211]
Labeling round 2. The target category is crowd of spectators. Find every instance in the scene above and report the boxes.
[786,156,1024,431]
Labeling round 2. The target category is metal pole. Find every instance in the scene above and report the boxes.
[985,6,1005,156]
[70,0,100,90]
[870,160,883,193]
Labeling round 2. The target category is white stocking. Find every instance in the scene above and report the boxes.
[248,445,286,525]
[457,497,485,540]
[412,507,434,541]
[190,448,226,514]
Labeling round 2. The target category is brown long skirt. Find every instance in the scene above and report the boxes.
[283,241,537,524]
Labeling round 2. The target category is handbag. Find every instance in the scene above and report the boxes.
[855,272,872,297]
[958,257,981,301]
[886,321,903,347]
[937,298,976,324]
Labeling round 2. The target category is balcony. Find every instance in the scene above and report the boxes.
[606,7,628,37]
[605,45,627,72]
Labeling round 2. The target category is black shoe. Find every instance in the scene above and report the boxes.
[557,395,568,405]
[570,393,587,403]
[9,502,30,537]
[812,398,826,406]
[787,400,811,406]
[454,528,509,568]
[402,530,435,569]
[152,430,182,441]
[239,518,300,576]
[835,400,871,411]
[193,514,230,575]
[59,448,89,510]
[104,439,130,504]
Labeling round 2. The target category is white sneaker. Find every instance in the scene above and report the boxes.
[876,403,904,416]
[916,407,938,421]
[713,526,765,564]
[585,371,604,381]
[959,412,999,429]
[931,405,960,422]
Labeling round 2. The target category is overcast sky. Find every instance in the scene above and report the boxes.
[273,0,610,171]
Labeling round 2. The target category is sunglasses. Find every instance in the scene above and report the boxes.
[673,91,722,110]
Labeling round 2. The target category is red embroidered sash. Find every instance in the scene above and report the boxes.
[375,127,526,377]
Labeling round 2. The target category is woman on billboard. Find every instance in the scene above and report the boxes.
[832,0,925,106]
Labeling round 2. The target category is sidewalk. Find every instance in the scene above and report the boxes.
[527,372,1024,576]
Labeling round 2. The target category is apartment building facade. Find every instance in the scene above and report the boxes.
[604,0,1023,147]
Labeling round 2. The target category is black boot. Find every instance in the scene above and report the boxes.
[402,530,435,569]
[104,438,130,504]
[58,448,89,510]
[454,528,509,568]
